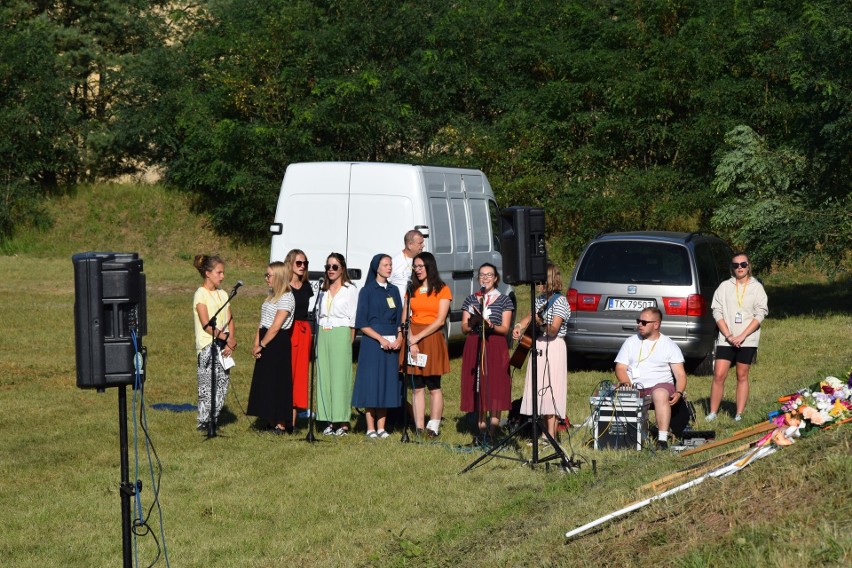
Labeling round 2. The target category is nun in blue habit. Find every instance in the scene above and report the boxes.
[351,253,403,437]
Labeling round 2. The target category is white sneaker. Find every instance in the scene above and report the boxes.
[322,425,335,436]
[377,429,390,439]
[734,414,743,422]
[334,426,350,436]
[366,430,378,439]
[705,412,717,422]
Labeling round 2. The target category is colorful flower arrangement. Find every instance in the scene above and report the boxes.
[761,367,852,447]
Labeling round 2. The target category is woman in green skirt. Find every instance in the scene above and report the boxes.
[316,253,359,435]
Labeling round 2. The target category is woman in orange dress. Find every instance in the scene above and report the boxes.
[402,252,451,438]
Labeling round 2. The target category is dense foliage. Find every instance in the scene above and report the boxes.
[1,0,848,271]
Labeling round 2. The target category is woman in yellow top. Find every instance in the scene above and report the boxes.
[402,252,452,438]
[192,254,237,431]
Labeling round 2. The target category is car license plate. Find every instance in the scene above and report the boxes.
[606,298,656,311]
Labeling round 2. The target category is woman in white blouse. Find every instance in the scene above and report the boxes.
[316,253,359,436]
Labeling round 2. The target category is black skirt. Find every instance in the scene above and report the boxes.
[247,327,293,424]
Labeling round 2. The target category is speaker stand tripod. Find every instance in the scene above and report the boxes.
[117,385,135,567]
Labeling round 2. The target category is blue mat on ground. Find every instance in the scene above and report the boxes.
[151,402,197,413]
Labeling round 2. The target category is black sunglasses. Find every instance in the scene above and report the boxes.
[731,261,749,269]
[325,264,340,271]
[636,319,659,326]
[294,260,308,268]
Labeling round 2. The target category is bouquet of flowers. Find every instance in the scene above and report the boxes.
[763,368,852,446]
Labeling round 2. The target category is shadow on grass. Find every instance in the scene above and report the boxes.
[765,279,852,318]
[689,397,738,418]
[569,354,615,373]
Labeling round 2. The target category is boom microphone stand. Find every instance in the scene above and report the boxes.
[461,282,575,473]
[305,281,324,443]
[202,281,242,438]
[399,282,415,442]
[470,288,488,445]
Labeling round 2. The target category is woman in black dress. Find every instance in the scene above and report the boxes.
[247,261,296,434]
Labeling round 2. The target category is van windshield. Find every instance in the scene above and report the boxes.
[577,241,692,286]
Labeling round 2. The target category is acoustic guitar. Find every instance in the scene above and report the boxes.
[509,293,563,369]
[509,321,535,368]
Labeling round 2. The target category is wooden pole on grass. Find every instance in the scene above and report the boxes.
[679,421,776,457]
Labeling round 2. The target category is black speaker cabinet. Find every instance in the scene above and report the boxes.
[500,206,547,285]
[73,252,147,390]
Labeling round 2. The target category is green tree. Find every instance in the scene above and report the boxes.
[1,1,188,238]
[0,3,74,236]
[712,125,849,273]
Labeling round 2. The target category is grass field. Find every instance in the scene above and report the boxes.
[0,184,850,567]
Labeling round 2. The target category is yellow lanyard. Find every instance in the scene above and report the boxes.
[324,291,334,315]
[638,339,658,364]
[735,280,748,309]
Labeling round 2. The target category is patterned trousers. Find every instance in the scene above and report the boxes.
[197,345,230,426]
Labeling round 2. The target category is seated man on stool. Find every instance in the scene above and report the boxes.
[614,307,688,450]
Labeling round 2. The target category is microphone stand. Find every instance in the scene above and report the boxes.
[399,282,415,442]
[472,288,487,445]
[202,283,240,439]
[305,281,324,443]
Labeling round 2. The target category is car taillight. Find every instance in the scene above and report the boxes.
[663,295,706,317]
[687,294,705,316]
[569,288,601,312]
[663,297,686,316]
[568,288,577,312]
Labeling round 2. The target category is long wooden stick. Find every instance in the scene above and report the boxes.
[732,421,778,437]
[679,421,776,457]
[640,443,751,492]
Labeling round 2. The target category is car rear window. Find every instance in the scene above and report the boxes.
[576,241,692,285]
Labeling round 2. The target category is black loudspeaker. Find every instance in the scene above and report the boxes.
[500,206,547,285]
[73,252,147,390]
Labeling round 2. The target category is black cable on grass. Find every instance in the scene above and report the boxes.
[131,330,170,567]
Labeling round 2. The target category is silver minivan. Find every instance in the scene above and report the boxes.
[565,231,734,373]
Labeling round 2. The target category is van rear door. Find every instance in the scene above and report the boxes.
[270,163,352,306]
[348,164,421,292]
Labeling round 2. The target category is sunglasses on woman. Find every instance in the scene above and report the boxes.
[294,260,308,268]
[731,261,749,269]
[325,264,340,271]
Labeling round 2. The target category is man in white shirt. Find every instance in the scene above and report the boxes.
[390,229,425,301]
[614,307,688,450]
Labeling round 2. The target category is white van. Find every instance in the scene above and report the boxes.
[269,162,512,339]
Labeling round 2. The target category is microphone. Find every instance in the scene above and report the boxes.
[480,286,486,295]
[231,280,244,295]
